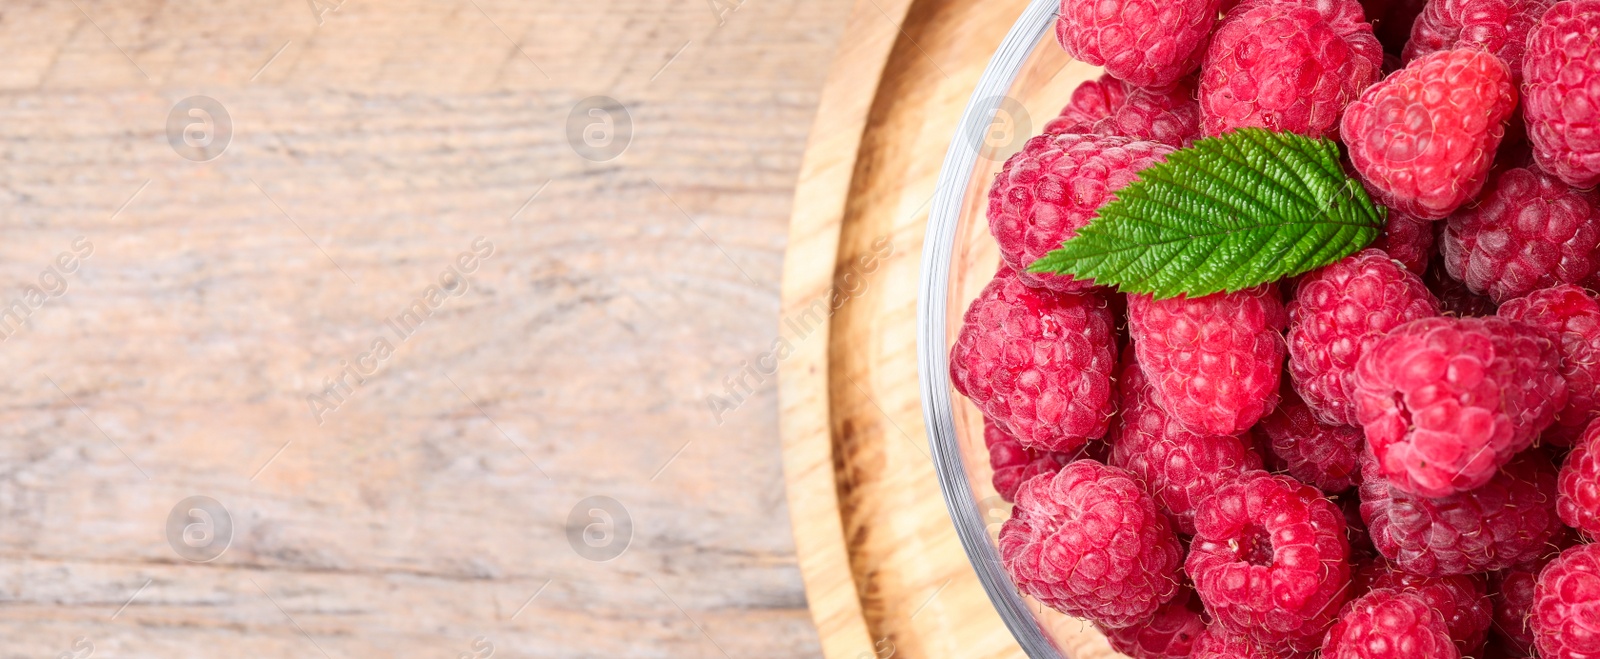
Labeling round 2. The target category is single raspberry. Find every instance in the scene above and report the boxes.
[1360,449,1564,575]
[1524,0,1600,187]
[1128,286,1287,437]
[1098,586,1207,659]
[987,133,1172,292]
[1530,542,1600,658]
[998,460,1182,627]
[984,417,1073,503]
[950,268,1118,452]
[1499,285,1600,444]
[1055,0,1219,88]
[1111,355,1264,534]
[1323,588,1460,659]
[1191,626,1291,658]
[1489,531,1575,654]
[1402,0,1555,82]
[1353,561,1493,656]
[1441,167,1600,303]
[1341,49,1517,220]
[1371,208,1435,275]
[1260,386,1366,493]
[1425,258,1499,317]
[1558,419,1600,535]
[1187,471,1351,654]
[1353,316,1566,496]
[1288,249,1440,427]
[1200,0,1383,137]
[1043,74,1202,148]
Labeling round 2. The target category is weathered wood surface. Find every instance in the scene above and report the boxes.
[0,0,853,656]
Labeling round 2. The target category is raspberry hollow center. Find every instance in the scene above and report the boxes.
[1232,525,1274,566]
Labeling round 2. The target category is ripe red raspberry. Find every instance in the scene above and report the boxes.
[1128,286,1287,437]
[1187,471,1351,654]
[1402,0,1555,82]
[1341,49,1517,220]
[998,460,1182,627]
[1323,588,1460,659]
[1191,626,1289,658]
[1055,0,1219,88]
[1524,0,1600,187]
[950,268,1118,452]
[1200,0,1383,137]
[1530,542,1600,658]
[1353,561,1493,656]
[1111,356,1264,534]
[1441,167,1600,303]
[1260,386,1366,493]
[1360,449,1563,575]
[987,133,1172,292]
[1371,208,1435,275]
[1043,74,1202,148]
[1098,586,1207,659]
[1353,316,1566,497]
[1499,285,1600,444]
[1489,531,1575,654]
[1425,259,1499,317]
[1288,249,1440,427]
[1558,419,1600,535]
[984,417,1073,503]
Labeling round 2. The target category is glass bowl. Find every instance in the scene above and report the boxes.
[917,0,1129,656]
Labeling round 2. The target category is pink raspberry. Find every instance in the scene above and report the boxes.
[1200,0,1383,137]
[1371,208,1436,275]
[1489,531,1576,654]
[1524,0,1600,187]
[1260,386,1366,493]
[1187,472,1351,654]
[1043,74,1202,148]
[1354,562,1493,656]
[1425,259,1499,317]
[1341,49,1517,219]
[998,460,1182,627]
[1192,626,1291,658]
[984,417,1073,503]
[1111,356,1264,534]
[1558,419,1600,535]
[1360,449,1564,575]
[1288,249,1440,427]
[1499,285,1600,444]
[1323,588,1460,659]
[1128,286,1288,437]
[950,268,1118,452]
[1441,167,1600,303]
[987,133,1172,292]
[1353,316,1566,497]
[1098,586,1207,659]
[1530,542,1600,658]
[1402,0,1556,82]
[1055,0,1219,87]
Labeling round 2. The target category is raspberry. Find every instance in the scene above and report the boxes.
[1200,0,1383,137]
[1441,167,1600,303]
[1260,386,1366,493]
[1098,586,1207,659]
[1499,285,1600,444]
[1402,0,1555,82]
[1530,542,1600,658]
[1192,626,1291,658]
[1524,0,1600,187]
[1055,0,1219,88]
[1489,531,1575,654]
[1288,249,1440,427]
[950,268,1118,452]
[987,133,1172,292]
[1558,419,1600,535]
[1043,74,1202,148]
[1111,355,1264,534]
[1323,589,1460,659]
[1371,208,1435,275]
[998,460,1182,627]
[1353,561,1493,656]
[1353,316,1566,496]
[1360,449,1564,575]
[984,417,1073,503]
[1425,258,1499,317]
[1187,471,1351,654]
[1128,286,1288,436]
[1341,49,1517,219]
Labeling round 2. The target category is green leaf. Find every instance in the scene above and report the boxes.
[1027,128,1386,299]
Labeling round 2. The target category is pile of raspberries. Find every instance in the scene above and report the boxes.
[950,0,1600,656]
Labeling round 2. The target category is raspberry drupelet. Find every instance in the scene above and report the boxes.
[1055,0,1219,87]
[984,417,1073,503]
[1323,588,1461,659]
[1441,167,1600,304]
[1498,285,1600,444]
[1260,386,1366,494]
[1530,542,1600,658]
[1524,0,1600,187]
[1042,74,1202,148]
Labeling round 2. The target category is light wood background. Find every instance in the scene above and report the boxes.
[0,0,859,656]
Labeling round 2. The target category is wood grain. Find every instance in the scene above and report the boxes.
[0,0,852,656]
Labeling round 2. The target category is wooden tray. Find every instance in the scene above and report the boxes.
[778,0,1122,657]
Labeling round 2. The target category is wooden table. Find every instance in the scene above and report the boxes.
[0,0,855,656]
